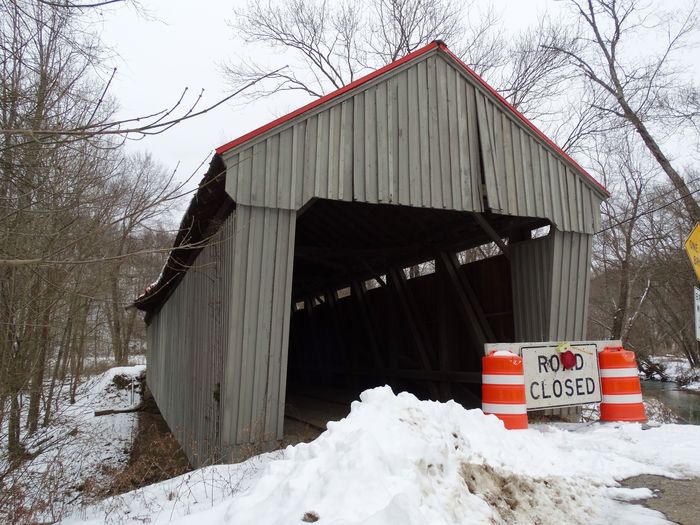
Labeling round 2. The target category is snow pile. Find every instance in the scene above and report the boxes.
[1,365,145,521]
[68,386,700,525]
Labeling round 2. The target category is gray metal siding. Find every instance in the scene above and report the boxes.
[220,204,296,454]
[147,206,296,464]
[225,54,486,214]
[474,91,602,234]
[510,233,553,342]
[146,214,235,467]
[510,229,592,342]
[547,230,592,340]
[222,51,604,235]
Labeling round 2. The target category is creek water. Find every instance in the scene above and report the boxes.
[641,380,700,424]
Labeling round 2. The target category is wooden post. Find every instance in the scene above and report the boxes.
[438,251,496,345]
[470,213,510,260]
[350,280,386,375]
[387,267,440,400]
[324,288,351,384]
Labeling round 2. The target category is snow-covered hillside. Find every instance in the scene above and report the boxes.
[1,365,145,522]
[66,386,700,525]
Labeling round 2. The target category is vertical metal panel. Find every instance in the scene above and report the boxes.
[511,228,592,342]
[547,230,592,340]
[339,99,354,201]
[363,88,378,201]
[417,58,431,207]
[220,204,297,452]
[314,109,330,199]
[387,76,399,203]
[406,65,421,207]
[327,104,342,200]
[445,63,462,211]
[291,121,306,209]
[277,128,293,208]
[145,213,236,467]
[503,116,517,214]
[303,115,318,204]
[427,56,442,208]
[436,56,452,208]
[264,135,279,209]
[352,93,366,202]
[397,71,410,205]
[510,233,553,341]
[376,80,389,202]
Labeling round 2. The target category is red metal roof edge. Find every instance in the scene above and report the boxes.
[216,41,440,155]
[216,40,609,197]
[436,43,609,197]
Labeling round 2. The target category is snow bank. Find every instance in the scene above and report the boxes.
[67,386,700,524]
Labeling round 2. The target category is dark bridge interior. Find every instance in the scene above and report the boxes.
[284,198,549,425]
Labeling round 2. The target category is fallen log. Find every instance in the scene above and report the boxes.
[94,404,142,417]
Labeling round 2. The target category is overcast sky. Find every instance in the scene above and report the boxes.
[95,0,698,198]
[96,1,550,188]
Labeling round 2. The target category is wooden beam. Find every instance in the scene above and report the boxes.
[470,212,510,260]
[288,366,482,384]
[438,251,496,345]
[352,367,481,384]
[304,297,326,383]
[350,280,386,373]
[437,262,451,400]
[387,267,441,399]
[324,288,350,376]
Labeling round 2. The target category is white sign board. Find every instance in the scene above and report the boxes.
[694,287,700,342]
[485,341,619,410]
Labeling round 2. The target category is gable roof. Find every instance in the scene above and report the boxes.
[216,41,608,200]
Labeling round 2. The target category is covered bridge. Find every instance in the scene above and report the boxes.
[134,41,608,467]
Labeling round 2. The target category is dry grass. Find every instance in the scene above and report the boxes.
[91,384,191,500]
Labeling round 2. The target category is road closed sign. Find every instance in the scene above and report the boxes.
[520,343,600,409]
[485,341,615,410]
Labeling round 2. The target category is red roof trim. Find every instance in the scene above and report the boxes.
[216,41,609,197]
[216,41,440,155]
[436,43,609,196]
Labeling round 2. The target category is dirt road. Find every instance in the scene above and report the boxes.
[622,475,700,524]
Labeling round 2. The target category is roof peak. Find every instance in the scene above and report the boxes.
[216,42,608,197]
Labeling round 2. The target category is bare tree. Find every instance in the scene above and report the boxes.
[224,0,504,100]
[498,16,576,120]
[549,0,700,222]
[588,133,660,342]
[0,0,182,469]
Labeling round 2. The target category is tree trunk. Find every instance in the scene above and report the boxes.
[7,394,22,464]
[619,102,700,224]
[610,259,629,340]
[107,266,127,365]
[43,309,73,427]
[27,303,51,434]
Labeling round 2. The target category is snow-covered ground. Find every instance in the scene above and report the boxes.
[0,365,145,522]
[65,386,700,525]
[643,355,700,391]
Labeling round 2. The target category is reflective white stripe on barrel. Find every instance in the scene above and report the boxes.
[602,394,644,404]
[482,374,525,385]
[599,367,639,378]
[482,403,527,415]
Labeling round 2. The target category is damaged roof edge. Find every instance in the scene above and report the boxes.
[133,153,233,319]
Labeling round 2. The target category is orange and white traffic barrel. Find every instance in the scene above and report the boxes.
[482,350,528,429]
[598,346,646,422]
